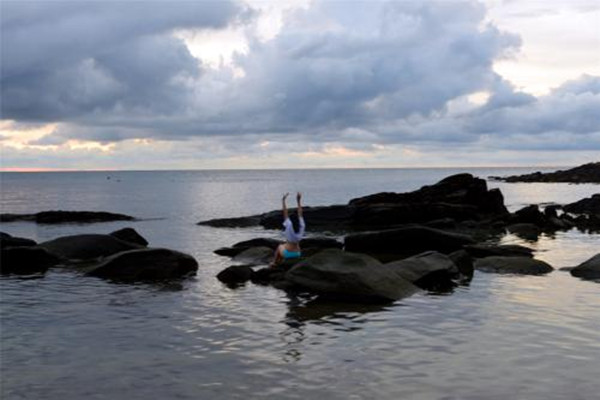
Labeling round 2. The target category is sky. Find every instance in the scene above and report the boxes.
[1,0,599,171]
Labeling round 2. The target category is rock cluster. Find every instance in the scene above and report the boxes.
[0,210,135,224]
[0,228,197,282]
[490,162,600,183]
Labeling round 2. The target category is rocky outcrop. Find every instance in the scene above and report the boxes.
[344,225,475,261]
[0,210,135,224]
[0,246,60,275]
[214,237,342,257]
[232,246,273,266]
[85,248,198,281]
[570,254,600,280]
[285,249,420,302]
[474,256,553,275]
[216,265,254,285]
[199,174,509,232]
[490,162,600,183]
[109,228,148,246]
[39,234,141,260]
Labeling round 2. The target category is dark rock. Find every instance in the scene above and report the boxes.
[544,205,560,219]
[86,248,198,281]
[251,267,287,285]
[474,256,553,275]
[215,236,342,258]
[344,225,475,261]
[563,194,600,215]
[233,237,281,250]
[570,253,600,280]
[109,228,148,246]
[385,251,459,291]
[512,205,546,225]
[197,215,261,228]
[0,246,60,275]
[285,249,419,302]
[301,237,343,249]
[464,243,534,258]
[39,234,141,260]
[491,162,600,183]
[506,223,541,241]
[0,232,37,249]
[0,211,135,224]
[449,249,474,278]
[259,206,355,230]
[217,265,254,284]
[232,246,273,266]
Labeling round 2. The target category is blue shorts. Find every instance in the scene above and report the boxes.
[282,249,301,259]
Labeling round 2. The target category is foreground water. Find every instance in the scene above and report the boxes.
[1,168,599,400]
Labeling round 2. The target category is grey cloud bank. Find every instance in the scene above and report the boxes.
[1,0,599,168]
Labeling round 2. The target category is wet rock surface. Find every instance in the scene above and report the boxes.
[474,256,553,275]
[570,254,600,280]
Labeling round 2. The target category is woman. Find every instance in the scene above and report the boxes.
[270,192,305,267]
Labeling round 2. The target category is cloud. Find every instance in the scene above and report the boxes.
[1,0,599,169]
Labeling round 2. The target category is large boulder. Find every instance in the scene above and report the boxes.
[506,223,541,241]
[344,225,475,261]
[216,265,254,285]
[86,248,198,281]
[0,211,135,224]
[384,251,459,291]
[109,228,148,246]
[232,246,274,266]
[0,232,37,249]
[285,249,419,302]
[39,234,141,260]
[1,246,60,275]
[474,256,553,275]
[570,254,600,280]
[511,205,546,226]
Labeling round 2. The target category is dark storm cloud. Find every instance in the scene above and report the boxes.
[1,0,248,120]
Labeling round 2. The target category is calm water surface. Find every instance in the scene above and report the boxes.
[1,168,599,400]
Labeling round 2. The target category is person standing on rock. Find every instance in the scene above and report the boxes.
[270,192,305,267]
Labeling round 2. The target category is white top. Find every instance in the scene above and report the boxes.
[283,217,305,243]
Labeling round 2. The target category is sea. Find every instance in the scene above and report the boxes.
[1,167,599,400]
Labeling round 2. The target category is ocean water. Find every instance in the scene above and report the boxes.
[1,168,599,400]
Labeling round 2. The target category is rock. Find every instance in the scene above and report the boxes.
[0,211,135,224]
[109,228,148,246]
[474,256,553,275]
[570,254,600,280]
[301,237,343,249]
[491,162,600,183]
[544,205,560,219]
[464,243,534,258]
[0,232,37,249]
[449,249,474,278]
[251,267,287,285]
[39,234,141,260]
[217,265,254,284]
[344,225,475,261]
[385,251,459,291]
[232,246,274,266]
[512,205,546,225]
[506,223,541,241]
[86,248,198,281]
[285,249,419,302]
[0,246,60,275]
[215,236,342,258]
[563,194,600,215]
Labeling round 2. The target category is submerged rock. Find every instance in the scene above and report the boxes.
[39,234,141,260]
[464,244,534,258]
[474,256,553,275]
[0,210,135,224]
[86,248,198,281]
[0,246,60,275]
[285,249,419,302]
[570,254,600,280]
